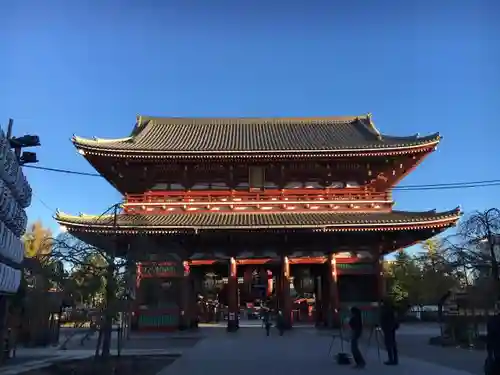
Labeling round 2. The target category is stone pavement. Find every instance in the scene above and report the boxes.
[390,325,485,374]
[0,349,183,375]
[158,327,480,375]
[1,324,487,375]
[58,330,203,350]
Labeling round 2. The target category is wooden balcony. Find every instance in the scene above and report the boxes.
[123,189,393,215]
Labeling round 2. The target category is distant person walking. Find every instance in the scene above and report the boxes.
[262,309,271,336]
[380,299,399,366]
[349,306,366,368]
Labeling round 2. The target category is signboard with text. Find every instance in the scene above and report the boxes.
[139,262,181,278]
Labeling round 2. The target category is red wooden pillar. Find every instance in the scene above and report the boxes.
[134,264,143,330]
[282,256,293,329]
[227,257,239,332]
[314,275,323,327]
[266,270,273,297]
[327,253,340,327]
[180,261,191,329]
[125,263,138,335]
[376,253,386,303]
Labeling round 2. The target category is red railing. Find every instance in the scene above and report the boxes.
[124,189,392,205]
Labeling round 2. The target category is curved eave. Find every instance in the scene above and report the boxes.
[54,208,461,234]
[72,134,441,159]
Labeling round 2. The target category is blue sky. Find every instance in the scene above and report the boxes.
[1,0,499,242]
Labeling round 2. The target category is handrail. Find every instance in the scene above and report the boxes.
[135,188,369,197]
[124,189,392,205]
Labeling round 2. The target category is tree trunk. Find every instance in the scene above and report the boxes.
[94,325,103,359]
[489,245,500,296]
[100,265,115,358]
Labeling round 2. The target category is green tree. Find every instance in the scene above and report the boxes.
[416,238,458,304]
[385,249,422,309]
[69,253,108,307]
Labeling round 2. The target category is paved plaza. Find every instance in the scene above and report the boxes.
[1,324,487,375]
[158,326,482,375]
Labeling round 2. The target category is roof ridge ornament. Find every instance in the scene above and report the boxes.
[365,113,382,140]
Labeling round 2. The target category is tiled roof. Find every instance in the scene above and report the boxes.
[72,114,440,156]
[55,209,460,232]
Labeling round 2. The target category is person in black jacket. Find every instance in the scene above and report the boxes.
[486,302,500,374]
[380,300,399,365]
[349,306,366,368]
[276,310,285,336]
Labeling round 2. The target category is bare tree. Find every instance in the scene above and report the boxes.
[442,208,500,304]
[458,208,500,296]
[50,204,133,358]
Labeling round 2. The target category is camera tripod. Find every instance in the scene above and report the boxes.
[327,325,351,365]
[365,325,383,362]
[327,330,341,356]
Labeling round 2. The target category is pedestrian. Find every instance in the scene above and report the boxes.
[262,308,271,336]
[265,318,271,336]
[380,299,399,366]
[485,302,500,375]
[349,306,366,368]
[276,310,285,336]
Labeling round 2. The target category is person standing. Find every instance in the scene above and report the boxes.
[349,306,366,368]
[485,302,500,375]
[262,308,271,336]
[276,310,285,336]
[380,300,399,366]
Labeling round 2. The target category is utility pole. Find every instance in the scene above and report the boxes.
[5,118,41,164]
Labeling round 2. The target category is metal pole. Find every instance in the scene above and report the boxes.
[6,119,13,140]
[112,205,121,356]
[6,119,22,160]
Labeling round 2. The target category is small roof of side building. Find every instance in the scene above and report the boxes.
[55,209,461,234]
[72,114,441,158]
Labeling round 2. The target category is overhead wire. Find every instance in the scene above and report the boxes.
[32,192,55,213]
[22,164,500,191]
[24,165,101,177]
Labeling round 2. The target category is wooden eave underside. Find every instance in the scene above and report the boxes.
[83,152,433,195]
[61,227,452,259]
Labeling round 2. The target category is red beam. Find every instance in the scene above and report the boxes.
[188,260,219,265]
[187,257,371,265]
[289,257,326,264]
[236,258,274,265]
